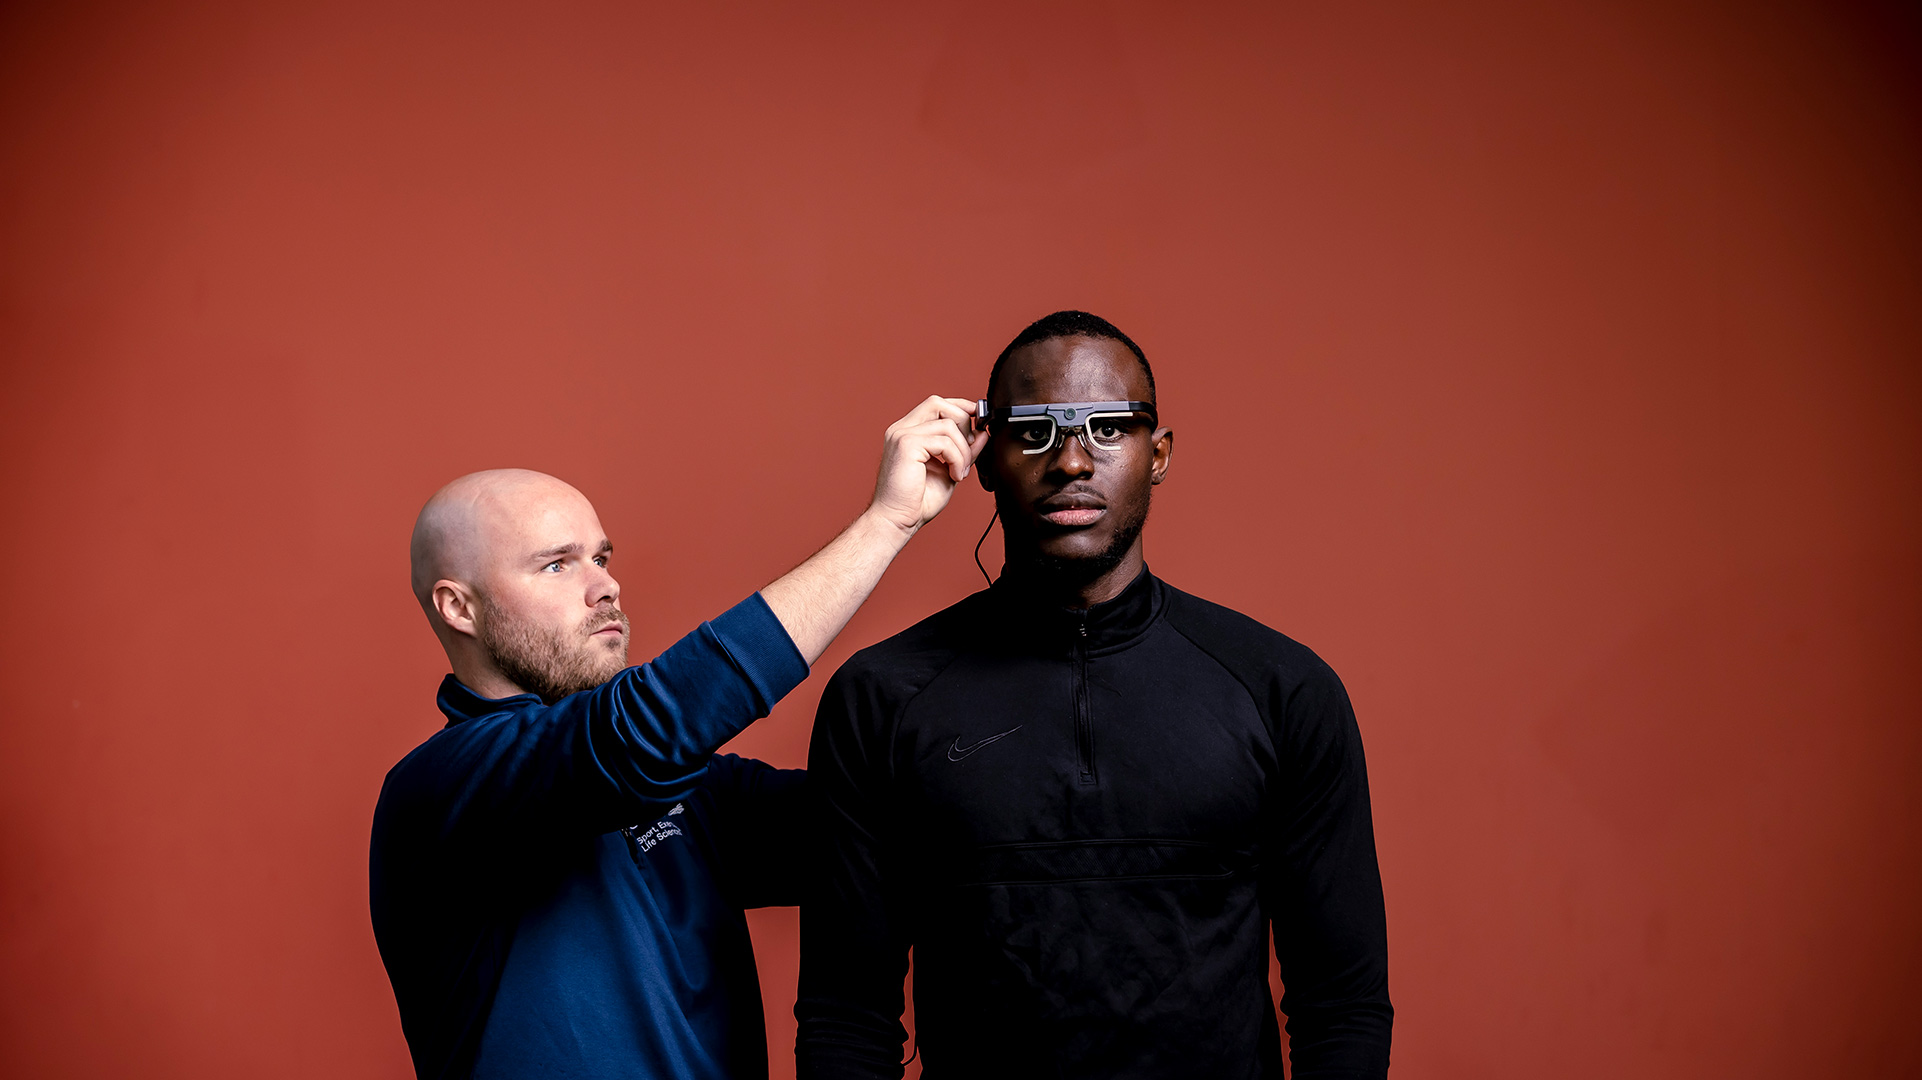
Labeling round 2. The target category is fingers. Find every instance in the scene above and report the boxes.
[893,394,979,431]
[868,396,989,531]
[939,396,981,422]
[898,417,976,480]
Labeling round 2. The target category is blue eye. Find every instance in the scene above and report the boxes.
[543,560,564,572]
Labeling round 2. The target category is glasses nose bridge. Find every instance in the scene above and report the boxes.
[1066,424,1102,457]
[1044,422,1100,471]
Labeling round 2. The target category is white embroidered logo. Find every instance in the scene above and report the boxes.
[621,803,686,855]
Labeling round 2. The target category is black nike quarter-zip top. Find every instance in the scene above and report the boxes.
[796,568,1392,1080]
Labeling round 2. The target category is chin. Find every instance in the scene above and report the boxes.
[1035,534,1114,561]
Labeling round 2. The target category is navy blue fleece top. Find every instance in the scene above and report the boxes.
[371,595,811,1080]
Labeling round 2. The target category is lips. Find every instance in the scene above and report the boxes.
[1037,493,1106,527]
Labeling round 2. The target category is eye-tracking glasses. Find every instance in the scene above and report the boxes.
[974,399,1158,456]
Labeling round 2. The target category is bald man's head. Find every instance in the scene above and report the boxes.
[410,469,586,611]
[410,469,629,703]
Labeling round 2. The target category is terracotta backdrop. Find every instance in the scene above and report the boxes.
[2,1,1917,1077]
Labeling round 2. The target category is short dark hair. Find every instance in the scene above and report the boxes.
[987,310,1156,404]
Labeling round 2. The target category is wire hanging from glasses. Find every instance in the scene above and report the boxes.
[973,506,999,586]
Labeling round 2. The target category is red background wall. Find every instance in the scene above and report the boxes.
[2,1,1918,1077]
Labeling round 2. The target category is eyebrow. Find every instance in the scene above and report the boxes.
[530,539,613,562]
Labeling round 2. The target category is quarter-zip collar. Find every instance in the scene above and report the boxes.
[435,674,542,726]
[987,563,1164,656]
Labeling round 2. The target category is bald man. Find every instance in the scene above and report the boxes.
[371,397,986,1080]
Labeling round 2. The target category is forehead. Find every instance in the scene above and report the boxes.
[478,483,606,558]
[993,335,1149,406]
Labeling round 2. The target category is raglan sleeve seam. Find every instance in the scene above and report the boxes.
[1163,617,1280,731]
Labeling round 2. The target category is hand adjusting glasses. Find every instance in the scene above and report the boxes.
[974,399,1157,456]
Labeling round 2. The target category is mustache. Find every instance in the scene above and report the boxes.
[1029,483,1106,510]
[584,607,630,636]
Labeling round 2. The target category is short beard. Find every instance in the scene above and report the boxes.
[475,601,630,705]
[1000,494,1150,592]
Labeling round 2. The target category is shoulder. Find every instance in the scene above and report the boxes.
[1157,583,1363,756]
[1157,581,1348,706]
[375,698,543,813]
[382,710,496,787]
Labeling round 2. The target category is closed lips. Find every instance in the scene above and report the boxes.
[1039,494,1105,525]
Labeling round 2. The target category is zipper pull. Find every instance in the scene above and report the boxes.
[1078,620,1089,638]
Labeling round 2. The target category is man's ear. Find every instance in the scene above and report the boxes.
[1149,428,1174,486]
[976,455,998,493]
[432,580,482,639]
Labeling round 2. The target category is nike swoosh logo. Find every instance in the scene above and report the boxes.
[947,725,1023,762]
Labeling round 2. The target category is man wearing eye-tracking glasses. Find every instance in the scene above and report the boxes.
[369,396,988,1080]
[797,311,1392,1079]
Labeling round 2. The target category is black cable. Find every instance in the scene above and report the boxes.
[973,505,999,586]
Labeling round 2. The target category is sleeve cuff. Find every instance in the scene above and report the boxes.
[707,593,810,714]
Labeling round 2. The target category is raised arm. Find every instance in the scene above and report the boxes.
[762,396,986,664]
[401,594,807,845]
[393,396,984,846]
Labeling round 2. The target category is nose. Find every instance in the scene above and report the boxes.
[1045,430,1097,478]
[589,562,620,608]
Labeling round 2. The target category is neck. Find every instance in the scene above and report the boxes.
[1000,539,1146,609]
[456,667,529,701]
[444,639,529,701]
